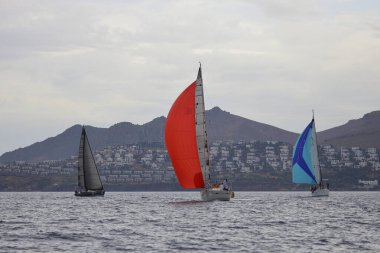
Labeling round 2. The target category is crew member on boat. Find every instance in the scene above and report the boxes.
[221,179,229,191]
[75,186,81,194]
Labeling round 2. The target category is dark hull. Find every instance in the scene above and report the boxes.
[74,190,105,197]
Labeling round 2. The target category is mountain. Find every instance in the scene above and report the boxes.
[1,108,379,163]
[0,117,166,163]
[206,107,298,143]
[0,107,297,163]
[318,111,380,149]
[0,124,84,163]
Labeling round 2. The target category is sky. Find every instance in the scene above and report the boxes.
[0,0,379,155]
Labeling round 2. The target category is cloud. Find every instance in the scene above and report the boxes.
[0,0,380,154]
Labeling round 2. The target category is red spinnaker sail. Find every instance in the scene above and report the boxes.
[165,82,205,189]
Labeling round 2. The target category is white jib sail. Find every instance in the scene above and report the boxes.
[311,120,321,184]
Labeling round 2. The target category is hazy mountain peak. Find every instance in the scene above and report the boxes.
[209,106,223,112]
[110,122,136,128]
[319,110,380,148]
[148,116,166,124]
[363,110,380,120]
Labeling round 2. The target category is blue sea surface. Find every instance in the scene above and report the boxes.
[0,191,379,252]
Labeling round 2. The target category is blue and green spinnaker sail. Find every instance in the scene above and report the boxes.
[292,119,321,185]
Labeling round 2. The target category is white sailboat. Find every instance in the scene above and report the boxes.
[292,114,329,197]
[75,126,105,197]
[165,64,234,201]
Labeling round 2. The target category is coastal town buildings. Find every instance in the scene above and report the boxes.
[1,141,379,188]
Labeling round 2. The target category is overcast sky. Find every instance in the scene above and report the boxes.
[0,0,379,155]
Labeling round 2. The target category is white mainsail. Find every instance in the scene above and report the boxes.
[311,120,321,185]
[195,66,211,187]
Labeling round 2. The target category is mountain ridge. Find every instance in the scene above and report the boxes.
[319,110,380,148]
[1,107,379,163]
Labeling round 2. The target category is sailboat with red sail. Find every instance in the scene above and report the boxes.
[165,65,234,201]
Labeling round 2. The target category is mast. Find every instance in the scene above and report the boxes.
[83,129,87,190]
[195,63,211,187]
[78,126,86,190]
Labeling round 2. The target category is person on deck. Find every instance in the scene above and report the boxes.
[222,179,229,191]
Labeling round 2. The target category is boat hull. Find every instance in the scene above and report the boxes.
[311,188,329,197]
[75,190,105,197]
[200,188,234,201]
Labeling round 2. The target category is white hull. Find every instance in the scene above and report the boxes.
[200,188,234,201]
[311,188,329,197]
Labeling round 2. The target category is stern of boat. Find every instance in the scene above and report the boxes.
[74,190,105,197]
[311,188,329,197]
[200,188,234,201]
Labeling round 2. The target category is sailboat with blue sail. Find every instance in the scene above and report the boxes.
[292,113,329,197]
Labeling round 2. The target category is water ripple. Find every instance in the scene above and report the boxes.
[0,192,379,252]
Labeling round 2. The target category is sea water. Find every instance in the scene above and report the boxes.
[0,192,379,252]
